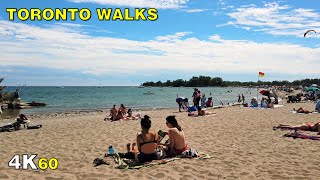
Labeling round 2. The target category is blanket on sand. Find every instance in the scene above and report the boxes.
[283,132,320,141]
[113,153,212,169]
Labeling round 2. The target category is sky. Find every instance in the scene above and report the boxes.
[0,0,320,86]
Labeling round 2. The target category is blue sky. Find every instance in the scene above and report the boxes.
[0,0,320,86]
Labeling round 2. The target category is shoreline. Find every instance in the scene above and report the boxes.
[0,102,242,121]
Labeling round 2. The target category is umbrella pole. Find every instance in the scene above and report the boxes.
[257,73,259,101]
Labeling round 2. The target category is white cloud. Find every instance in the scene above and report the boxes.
[181,9,208,13]
[222,2,320,38]
[0,20,320,77]
[68,0,188,9]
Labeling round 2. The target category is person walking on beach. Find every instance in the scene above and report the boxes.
[195,90,201,108]
[241,94,245,103]
[192,88,198,106]
[238,94,241,102]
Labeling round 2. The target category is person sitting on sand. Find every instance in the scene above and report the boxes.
[267,99,274,109]
[159,116,188,156]
[119,104,127,115]
[250,98,258,107]
[13,114,29,130]
[110,105,117,117]
[260,98,267,108]
[206,97,213,107]
[293,107,311,114]
[126,115,159,163]
[274,122,320,134]
[112,111,125,121]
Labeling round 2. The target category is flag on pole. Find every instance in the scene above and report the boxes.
[259,72,265,78]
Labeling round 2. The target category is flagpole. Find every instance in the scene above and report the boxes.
[257,72,259,101]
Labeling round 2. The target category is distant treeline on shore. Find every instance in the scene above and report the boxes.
[141,76,320,87]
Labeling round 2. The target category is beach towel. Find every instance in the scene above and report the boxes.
[113,152,212,169]
[283,132,320,141]
[27,124,42,129]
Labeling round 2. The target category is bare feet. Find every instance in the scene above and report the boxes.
[132,143,137,151]
[126,143,131,152]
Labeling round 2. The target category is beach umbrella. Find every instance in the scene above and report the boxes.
[259,90,270,97]
[260,90,277,98]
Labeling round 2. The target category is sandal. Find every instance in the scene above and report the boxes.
[93,158,110,166]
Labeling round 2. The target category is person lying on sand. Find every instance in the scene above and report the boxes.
[274,122,320,134]
[293,107,311,114]
[158,116,188,156]
[125,109,140,120]
[188,107,215,117]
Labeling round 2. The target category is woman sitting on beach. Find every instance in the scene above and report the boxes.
[119,104,127,115]
[13,114,30,130]
[274,122,320,134]
[260,98,267,108]
[206,97,213,107]
[126,115,159,163]
[267,99,274,109]
[159,116,188,156]
[250,98,258,107]
[112,111,125,121]
[105,105,117,121]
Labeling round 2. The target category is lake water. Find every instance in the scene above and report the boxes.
[2,86,256,116]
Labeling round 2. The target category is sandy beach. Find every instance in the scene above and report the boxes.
[0,102,320,180]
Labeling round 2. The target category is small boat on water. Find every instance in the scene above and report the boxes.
[143,91,155,95]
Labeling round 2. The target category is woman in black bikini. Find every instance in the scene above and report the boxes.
[127,115,159,163]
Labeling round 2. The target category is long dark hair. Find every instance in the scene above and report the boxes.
[166,115,182,131]
[141,115,151,130]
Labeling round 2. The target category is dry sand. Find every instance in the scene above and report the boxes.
[0,102,320,180]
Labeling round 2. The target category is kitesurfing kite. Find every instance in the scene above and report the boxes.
[304,30,316,37]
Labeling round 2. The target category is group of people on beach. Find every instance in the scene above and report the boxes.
[175,88,215,117]
[107,115,190,164]
[105,104,140,121]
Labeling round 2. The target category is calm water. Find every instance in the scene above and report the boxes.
[2,86,256,115]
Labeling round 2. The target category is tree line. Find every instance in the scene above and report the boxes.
[141,76,320,87]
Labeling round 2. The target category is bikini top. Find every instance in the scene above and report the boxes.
[139,132,157,147]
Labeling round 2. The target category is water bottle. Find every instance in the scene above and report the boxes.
[108,146,115,156]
